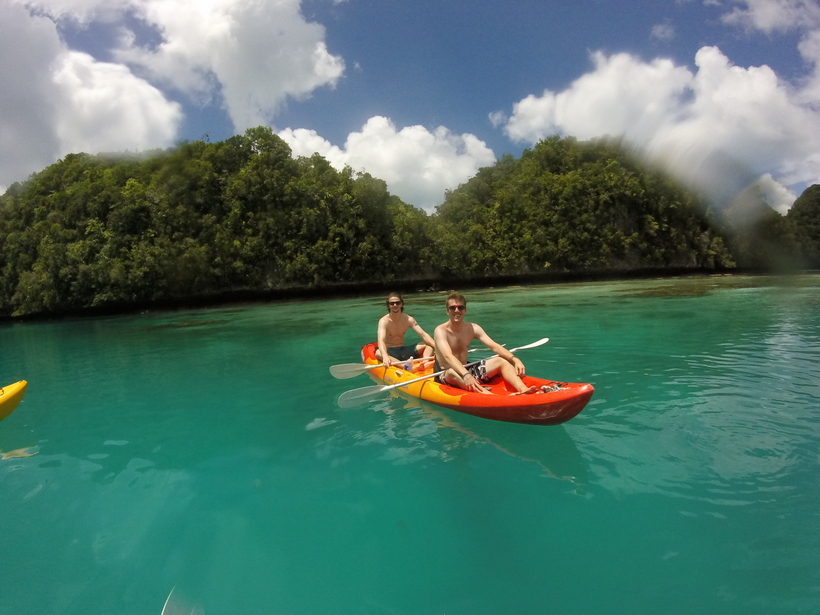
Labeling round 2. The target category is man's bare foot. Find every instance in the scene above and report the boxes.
[512,385,538,395]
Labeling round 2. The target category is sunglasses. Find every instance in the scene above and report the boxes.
[388,300,403,306]
[447,304,466,312]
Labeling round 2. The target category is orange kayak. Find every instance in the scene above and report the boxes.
[0,380,28,422]
[361,343,593,425]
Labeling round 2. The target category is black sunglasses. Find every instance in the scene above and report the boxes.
[447,304,466,312]
[388,300,403,305]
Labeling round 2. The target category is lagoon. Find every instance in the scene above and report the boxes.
[1,275,819,614]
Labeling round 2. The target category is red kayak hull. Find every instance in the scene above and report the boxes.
[361,343,593,425]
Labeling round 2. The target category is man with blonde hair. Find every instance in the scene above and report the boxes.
[433,291,537,395]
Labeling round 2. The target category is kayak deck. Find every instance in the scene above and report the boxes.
[361,344,593,425]
[0,380,28,422]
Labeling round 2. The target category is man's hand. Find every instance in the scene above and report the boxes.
[462,372,491,394]
[512,356,525,377]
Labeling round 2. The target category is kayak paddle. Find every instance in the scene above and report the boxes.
[336,338,548,408]
[329,345,499,379]
[330,356,428,379]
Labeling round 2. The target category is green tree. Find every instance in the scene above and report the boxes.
[787,184,820,267]
[431,136,734,278]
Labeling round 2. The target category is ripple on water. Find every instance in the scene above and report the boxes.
[574,330,820,508]
[3,276,820,614]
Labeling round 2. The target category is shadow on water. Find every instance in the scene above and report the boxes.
[373,387,589,490]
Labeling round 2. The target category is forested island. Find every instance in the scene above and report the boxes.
[1,127,818,319]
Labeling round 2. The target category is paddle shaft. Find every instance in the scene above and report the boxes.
[336,338,548,407]
[329,345,500,379]
[375,343,529,392]
[330,356,428,379]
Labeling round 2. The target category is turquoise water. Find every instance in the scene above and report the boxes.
[1,275,819,615]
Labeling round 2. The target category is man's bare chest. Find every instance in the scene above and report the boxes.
[443,328,474,357]
[385,317,410,335]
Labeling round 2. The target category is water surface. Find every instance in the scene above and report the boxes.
[1,275,819,614]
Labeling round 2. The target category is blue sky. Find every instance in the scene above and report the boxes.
[2,0,819,214]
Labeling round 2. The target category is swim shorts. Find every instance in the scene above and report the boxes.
[435,359,488,385]
[387,344,419,361]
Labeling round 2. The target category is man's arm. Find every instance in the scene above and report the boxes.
[434,326,457,368]
[474,325,526,376]
[376,317,395,367]
[409,317,435,349]
[434,325,486,393]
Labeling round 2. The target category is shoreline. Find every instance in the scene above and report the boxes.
[1,266,814,323]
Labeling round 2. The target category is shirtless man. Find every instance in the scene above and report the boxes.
[433,291,537,395]
[376,292,435,368]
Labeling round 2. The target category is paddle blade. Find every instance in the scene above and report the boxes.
[161,587,203,615]
[337,385,387,408]
[329,363,375,379]
[511,337,549,352]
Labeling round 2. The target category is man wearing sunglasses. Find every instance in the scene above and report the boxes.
[433,291,537,395]
[376,292,436,368]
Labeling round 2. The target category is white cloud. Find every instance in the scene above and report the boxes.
[0,3,63,189]
[651,22,676,42]
[27,0,346,130]
[279,116,496,211]
[500,42,820,214]
[278,127,346,167]
[488,110,507,128]
[504,52,693,146]
[113,0,345,131]
[720,0,820,34]
[19,0,133,23]
[1,0,344,191]
[721,0,820,101]
[499,1,820,215]
[53,51,183,154]
[758,173,799,214]
[0,2,181,191]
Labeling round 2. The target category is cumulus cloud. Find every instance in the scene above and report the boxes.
[0,4,64,189]
[503,52,693,147]
[31,0,346,128]
[0,0,343,190]
[2,0,480,210]
[651,22,676,42]
[720,0,820,33]
[113,0,345,130]
[722,0,820,107]
[498,39,820,214]
[53,51,183,154]
[279,116,496,211]
[0,2,181,191]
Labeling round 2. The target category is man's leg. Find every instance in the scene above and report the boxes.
[416,343,435,369]
[440,367,492,394]
[484,357,537,394]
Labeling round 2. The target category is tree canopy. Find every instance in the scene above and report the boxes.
[0,128,431,316]
[1,129,815,318]
[433,137,734,278]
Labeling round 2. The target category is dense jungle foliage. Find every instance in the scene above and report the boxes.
[0,128,816,317]
[434,138,734,276]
